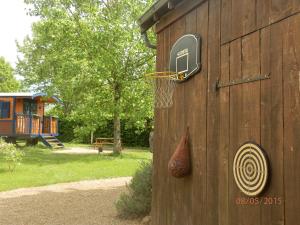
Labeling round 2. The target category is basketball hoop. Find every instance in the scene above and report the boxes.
[145,71,181,109]
[144,34,201,108]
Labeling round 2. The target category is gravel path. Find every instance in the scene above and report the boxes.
[54,146,106,155]
[0,177,141,225]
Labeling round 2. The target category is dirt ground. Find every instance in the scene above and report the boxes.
[0,177,141,225]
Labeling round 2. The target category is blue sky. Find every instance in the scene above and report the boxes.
[0,0,38,67]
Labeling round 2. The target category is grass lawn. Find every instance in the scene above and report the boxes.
[0,145,152,192]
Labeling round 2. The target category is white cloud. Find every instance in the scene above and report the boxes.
[0,0,38,67]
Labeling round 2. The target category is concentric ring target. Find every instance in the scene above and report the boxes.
[233,143,269,196]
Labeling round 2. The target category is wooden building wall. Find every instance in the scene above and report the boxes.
[15,98,23,114]
[36,99,44,118]
[15,98,44,117]
[15,98,44,134]
[152,0,300,224]
[36,99,44,132]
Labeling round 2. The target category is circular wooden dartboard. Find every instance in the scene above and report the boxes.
[233,143,269,196]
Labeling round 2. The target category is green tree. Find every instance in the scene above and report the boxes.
[0,57,20,92]
[17,0,155,153]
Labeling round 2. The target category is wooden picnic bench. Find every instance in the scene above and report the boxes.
[93,138,114,153]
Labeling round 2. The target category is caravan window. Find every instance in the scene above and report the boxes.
[23,99,37,115]
[0,101,10,119]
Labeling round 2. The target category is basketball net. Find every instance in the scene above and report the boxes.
[145,72,181,109]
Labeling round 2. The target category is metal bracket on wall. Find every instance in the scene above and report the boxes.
[216,74,270,90]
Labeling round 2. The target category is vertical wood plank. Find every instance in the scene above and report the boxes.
[157,28,168,225]
[241,0,256,35]
[194,3,209,224]
[270,0,293,23]
[219,43,230,225]
[257,0,271,29]
[185,3,209,225]
[229,32,262,225]
[221,0,231,44]
[180,9,198,225]
[293,0,300,13]
[151,30,164,225]
[238,30,261,225]
[207,0,221,224]
[260,23,285,225]
[184,8,198,225]
[231,0,256,40]
[168,16,187,225]
[283,14,300,225]
[229,38,242,225]
[231,0,243,39]
[162,26,171,225]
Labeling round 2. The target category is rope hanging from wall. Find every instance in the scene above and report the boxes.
[168,127,191,178]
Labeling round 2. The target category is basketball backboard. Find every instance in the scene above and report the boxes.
[170,34,201,82]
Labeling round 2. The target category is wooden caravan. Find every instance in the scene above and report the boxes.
[139,0,300,225]
[0,93,64,148]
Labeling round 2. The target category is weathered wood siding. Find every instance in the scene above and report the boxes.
[221,0,300,44]
[152,0,300,224]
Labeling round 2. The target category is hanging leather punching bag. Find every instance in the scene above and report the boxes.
[168,127,191,178]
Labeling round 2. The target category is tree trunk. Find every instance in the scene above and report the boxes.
[113,113,122,154]
[149,131,154,153]
[113,82,122,154]
[90,131,94,144]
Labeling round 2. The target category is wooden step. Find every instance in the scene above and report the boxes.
[40,135,64,149]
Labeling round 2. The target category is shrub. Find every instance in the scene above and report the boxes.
[116,160,152,219]
[0,139,24,172]
[59,118,153,147]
